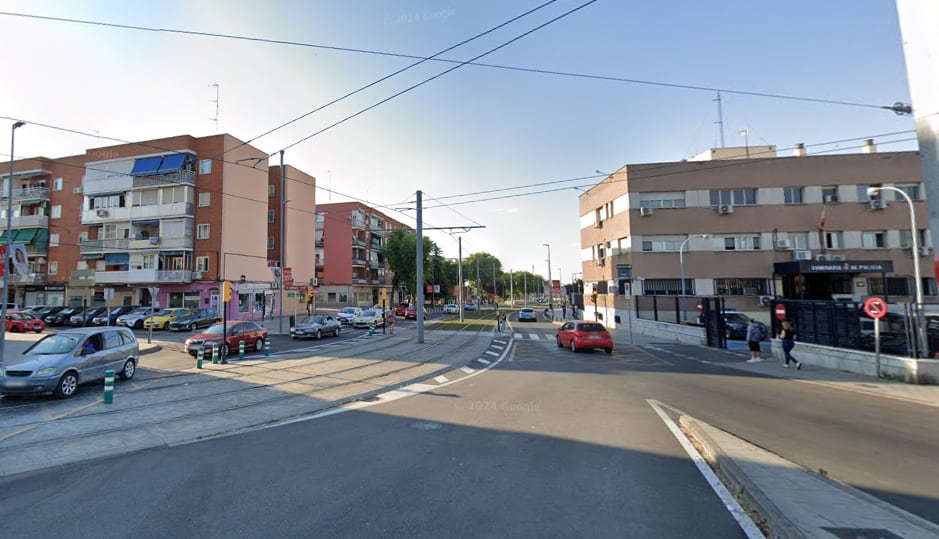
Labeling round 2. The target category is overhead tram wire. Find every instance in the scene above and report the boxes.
[278,0,601,153]
[0,11,898,113]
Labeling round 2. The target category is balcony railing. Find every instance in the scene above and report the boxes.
[80,235,193,254]
[10,215,49,228]
[8,273,45,284]
[352,238,366,248]
[351,278,367,284]
[3,186,50,201]
[94,269,192,284]
[610,247,630,256]
[81,202,195,225]
[350,219,365,230]
[132,169,195,189]
[351,258,367,267]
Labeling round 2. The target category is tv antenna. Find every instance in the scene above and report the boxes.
[209,83,219,133]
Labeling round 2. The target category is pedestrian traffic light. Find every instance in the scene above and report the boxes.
[222,281,231,302]
[591,290,598,304]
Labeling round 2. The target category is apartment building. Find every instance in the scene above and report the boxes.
[579,142,930,327]
[2,133,316,321]
[315,202,411,306]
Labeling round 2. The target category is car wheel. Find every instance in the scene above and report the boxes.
[605,348,613,355]
[34,327,42,333]
[254,338,264,352]
[8,326,19,333]
[335,327,341,337]
[54,371,79,398]
[135,320,144,329]
[188,323,196,332]
[315,329,322,340]
[119,359,136,380]
[556,336,563,347]
[570,340,578,353]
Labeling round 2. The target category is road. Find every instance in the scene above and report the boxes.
[0,316,936,537]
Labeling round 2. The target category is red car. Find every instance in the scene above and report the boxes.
[393,303,409,317]
[556,321,613,354]
[183,321,268,357]
[5,310,46,333]
[405,304,428,320]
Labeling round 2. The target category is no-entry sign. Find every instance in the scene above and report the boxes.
[774,303,786,320]
[864,297,887,319]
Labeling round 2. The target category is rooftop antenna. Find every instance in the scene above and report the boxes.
[328,170,332,202]
[209,83,219,133]
[714,91,725,148]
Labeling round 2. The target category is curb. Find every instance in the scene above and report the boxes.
[139,345,162,356]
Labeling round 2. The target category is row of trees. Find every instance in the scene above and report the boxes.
[384,230,547,304]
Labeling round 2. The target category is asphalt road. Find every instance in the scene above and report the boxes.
[1,318,936,537]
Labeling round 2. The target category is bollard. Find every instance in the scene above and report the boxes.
[264,340,270,357]
[197,346,204,369]
[212,342,219,364]
[369,321,375,336]
[239,340,245,360]
[103,369,115,404]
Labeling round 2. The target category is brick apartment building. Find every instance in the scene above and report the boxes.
[579,142,932,327]
[315,202,411,306]
[1,133,315,321]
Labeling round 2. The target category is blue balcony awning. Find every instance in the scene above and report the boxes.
[157,154,188,174]
[132,219,159,225]
[105,253,130,264]
[130,156,162,176]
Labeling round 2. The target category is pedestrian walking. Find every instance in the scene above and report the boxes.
[386,308,395,335]
[500,311,507,331]
[745,319,765,363]
[561,302,567,320]
[570,304,576,319]
[306,301,313,317]
[778,320,801,369]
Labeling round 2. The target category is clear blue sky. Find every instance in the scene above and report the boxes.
[0,0,916,285]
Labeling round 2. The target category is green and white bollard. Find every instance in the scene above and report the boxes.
[103,369,115,404]
[239,340,245,360]
[368,321,375,336]
[212,343,219,364]
[264,340,270,357]
[197,346,204,369]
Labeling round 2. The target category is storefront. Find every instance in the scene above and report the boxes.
[773,260,894,301]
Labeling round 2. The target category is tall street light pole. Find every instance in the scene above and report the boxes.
[458,236,464,323]
[679,234,709,297]
[1,121,25,369]
[544,243,552,318]
[869,186,925,357]
[279,150,285,335]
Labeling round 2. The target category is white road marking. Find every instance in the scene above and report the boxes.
[491,344,505,350]
[477,358,492,365]
[646,399,763,539]
[460,366,475,374]
[434,375,448,384]
[528,333,541,340]
[485,350,499,357]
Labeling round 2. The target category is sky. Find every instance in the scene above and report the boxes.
[0,0,919,286]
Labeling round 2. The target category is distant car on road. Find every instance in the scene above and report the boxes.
[464,302,478,311]
[518,308,537,322]
[443,303,459,314]
[290,314,342,340]
[168,308,220,332]
[352,309,384,329]
[556,321,613,354]
[336,307,361,326]
[405,304,427,320]
[143,308,190,330]
[393,303,409,317]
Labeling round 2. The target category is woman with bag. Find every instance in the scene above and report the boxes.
[779,320,801,369]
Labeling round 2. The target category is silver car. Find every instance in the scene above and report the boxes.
[0,326,139,398]
[290,314,342,340]
[116,306,155,329]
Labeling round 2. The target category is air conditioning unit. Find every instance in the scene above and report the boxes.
[595,258,605,266]
[73,187,83,194]
[774,239,792,250]
[717,204,734,214]
[758,296,772,306]
[868,199,886,210]
[793,250,812,261]
[192,271,203,280]
[829,254,846,261]
[816,254,831,261]
[640,207,654,216]
[96,209,109,217]
[823,194,838,203]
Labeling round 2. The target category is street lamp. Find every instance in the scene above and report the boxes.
[679,234,709,297]
[1,121,25,370]
[868,186,925,357]
[543,243,552,317]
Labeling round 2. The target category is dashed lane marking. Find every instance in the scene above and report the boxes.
[460,366,475,374]
[434,375,448,384]
[477,358,492,365]
[485,350,499,357]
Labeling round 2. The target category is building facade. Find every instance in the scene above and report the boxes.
[315,202,410,306]
[579,143,931,326]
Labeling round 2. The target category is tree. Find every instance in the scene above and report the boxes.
[463,252,503,301]
[384,230,438,304]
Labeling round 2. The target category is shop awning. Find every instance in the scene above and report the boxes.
[157,153,187,174]
[130,156,162,176]
[15,228,38,244]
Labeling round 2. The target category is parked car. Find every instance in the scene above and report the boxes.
[33,306,67,323]
[443,303,459,314]
[0,326,139,398]
[92,305,139,326]
[143,308,190,330]
[352,309,384,329]
[393,303,410,317]
[167,308,220,332]
[45,307,81,327]
[184,321,268,357]
[336,307,362,326]
[5,310,46,333]
[405,304,427,320]
[723,312,768,341]
[556,321,613,354]
[518,307,537,322]
[464,302,478,311]
[117,307,156,329]
[290,314,342,340]
[22,305,48,316]
[70,307,106,327]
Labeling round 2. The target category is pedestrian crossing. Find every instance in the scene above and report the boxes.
[511,331,557,343]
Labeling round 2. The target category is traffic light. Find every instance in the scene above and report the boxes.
[591,290,598,305]
[222,281,232,302]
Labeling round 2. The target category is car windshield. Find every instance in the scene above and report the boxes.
[203,324,227,336]
[360,309,376,317]
[725,313,751,324]
[520,309,534,313]
[304,315,327,325]
[26,334,80,355]
[340,307,357,315]
[576,323,607,332]
[129,308,151,315]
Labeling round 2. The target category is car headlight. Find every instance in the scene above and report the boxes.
[36,367,58,377]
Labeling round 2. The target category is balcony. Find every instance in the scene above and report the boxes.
[315,239,324,248]
[80,238,130,254]
[132,169,195,189]
[81,202,194,225]
[9,273,45,284]
[351,258,367,267]
[80,235,192,254]
[610,247,630,256]
[350,219,365,230]
[3,186,51,202]
[352,238,366,248]
[371,279,383,285]
[94,269,192,284]
[351,278,367,284]
[11,214,48,228]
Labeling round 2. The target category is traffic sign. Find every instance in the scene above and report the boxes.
[864,297,887,319]
[283,267,293,287]
[774,303,786,320]
[311,288,320,296]
[696,301,703,313]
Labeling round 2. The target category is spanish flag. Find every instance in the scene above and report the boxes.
[818,207,827,230]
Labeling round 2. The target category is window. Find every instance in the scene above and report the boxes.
[641,278,682,295]
[869,277,912,297]
[822,186,839,203]
[267,236,274,249]
[715,278,768,295]
[824,231,844,249]
[238,293,250,313]
[162,220,185,238]
[714,235,761,251]
[53,178,63,191]
[48,261,58,275]
[316,212,325,224]
[857,184,881,203]
[142,254,156,269]
[641,238,683,252]
[268,185,276,198]
[92,194,124,209]
[783,187,804,204]
[268,210,275,223]
[51,205,62,219]
[133,190,159,206]
[899,229,927,249]
[197,224,210,239]
[861,231,887,249]
[789,232,809,250]
[639,192,686,209]
[50,233,60,247]
[896,184,921,201]
[161,185,189,204]
[199,159,212,175]
[198,192,210,207]
[196,257,209,272]
[709,188,757,207]
[78,231,89,242]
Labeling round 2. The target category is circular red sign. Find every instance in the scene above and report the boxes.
[864,297,887,319]
[774,304,786,320]
[696,302,703,313]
